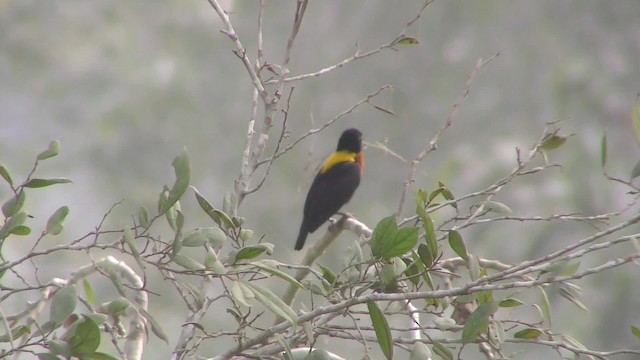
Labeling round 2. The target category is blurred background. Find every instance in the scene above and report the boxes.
[1,0,639,359]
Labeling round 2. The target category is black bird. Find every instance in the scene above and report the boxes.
[295,128,364,250]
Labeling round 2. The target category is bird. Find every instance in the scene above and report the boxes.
[295,128,364,250]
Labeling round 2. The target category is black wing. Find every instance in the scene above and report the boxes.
[302,161,361,234]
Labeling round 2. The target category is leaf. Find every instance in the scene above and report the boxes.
[0,211,28,239]
[438,182,457,209]
[367,301,393,360]
[498,298,524,308]
[37,140,61,161]
[318,264,337,286]
[411,249,433,289]
[242,282,297,327]
[172,254,205,271]
[24,178,72,188]
[0,165,13,186]
[161,148,190,213]
[0,325,31,343]
[251,261,304,289]
[233,244,274,263]
[67,316,100,356]
[432,341,453,360]
[181,229,208,247]
[417,243,433,269]
[122,228,144,270]
[371,215,418,260]
[420,212,438,258]
[46,206,69,235]
[204,247,226,274]
[135,306,169,343]
[536,286,552,325]
[83,279,95,305]
[137,207,150,228]
[395,36,420,46]
[409,341,431,360]
[370,216,397,257]
[448,230,468,262]
[540,133,568,151]
[514,328,542,339]
[50,285,77,325]
[600,133,607,169]
[380,263,398,293]
[631,325,640,341]
[632,96,640,148]
[2,191,26,217]
[484,201,512,214]
[229,280,251,307]
[10,225,31,236]
[461,302,498,343]
[191,186,234,229]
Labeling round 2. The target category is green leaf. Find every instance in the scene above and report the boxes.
[370,216,398,257]
[461,302,498,343]
[229,280,252,307]
[24,178,72,188]
[438,182,457,209]
[46,340,71,358]
[181,229,208,247]
[172,254,205,270]
[448,230,468,262]
[67,316,100,356]
[318,264,337,286]
[242,282,297,327]
[251,261,304,289]
[0,165,13,186]
[10,225,31,236]
[536,286,552,325]
[160,148,190,213]
[132,305,169,343]
[83,279,95,305]
[204,247,226,274]
[137,207,150,228]
[513,328,542,339]
[630,159,640,181]
[191,186,235,229]
[540,133,568,151]
[371,215,418,260]
[0,325,31,343]
[484,201,512,214]
[367,301,393,360]
[631,325,640,341]
[0,211,28,239]
[417,243,434,269]
[380,263,398,293]
[50,285,77,324]
[232,244,274,263]
[498,298,524,308]
[600,133,607,169]
[395,36,420,46]
[122,228,144,270]
[46,206,69,235]
[2,191,26,217]
[37,140,61,161]
[432,341,453,360]
[411,250,433,289]
[632,96,640,148]
[421,212,438,258]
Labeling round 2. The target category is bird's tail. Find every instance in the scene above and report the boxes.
[295,222,308,250]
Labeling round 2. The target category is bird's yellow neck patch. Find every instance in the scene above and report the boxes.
[320,150,358,174]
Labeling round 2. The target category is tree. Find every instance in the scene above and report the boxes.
[1,1,640,359]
